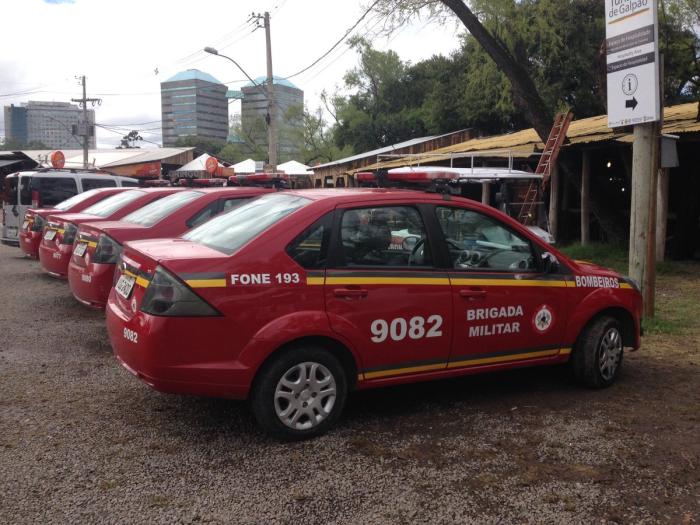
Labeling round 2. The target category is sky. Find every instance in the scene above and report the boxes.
[0,0,462,148]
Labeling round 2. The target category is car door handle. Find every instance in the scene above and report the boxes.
[333,288,368,299]
[459,289,487,299]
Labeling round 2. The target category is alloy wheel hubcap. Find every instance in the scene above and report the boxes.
[274,362,337,430]
[598,327,623,380]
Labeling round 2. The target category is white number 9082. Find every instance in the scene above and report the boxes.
[370,315,443,343]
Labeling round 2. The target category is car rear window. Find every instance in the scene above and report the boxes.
[82,190,145,217]
[82,178,117,190]
[2,176,18,205]
[29,177,78,206]
[53,189,101,211]
[183,193,310,255]
[122,190,203,227]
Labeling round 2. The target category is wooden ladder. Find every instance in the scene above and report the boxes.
[517,111,573,225]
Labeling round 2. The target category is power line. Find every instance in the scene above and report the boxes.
[98,120,161,126]
[280,0,381,80]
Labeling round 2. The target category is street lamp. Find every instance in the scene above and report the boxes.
[204,47,261,89]
[204,46,276,169]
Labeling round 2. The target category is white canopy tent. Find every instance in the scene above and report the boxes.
[232,159,258,174]
[277,160,314,175]
[171,153,226,177]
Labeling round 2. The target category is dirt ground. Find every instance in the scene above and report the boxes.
[0,243,698,524]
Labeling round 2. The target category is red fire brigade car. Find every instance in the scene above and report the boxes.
[38,188,182,278]
[68,187,272,308]
[106,189,642,440]
[19,188,130,259]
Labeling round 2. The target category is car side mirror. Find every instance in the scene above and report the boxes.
[541,252,559,273]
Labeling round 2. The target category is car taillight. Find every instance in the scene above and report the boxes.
[61,223,78,244]
[31,215,45,232]
[31,190,40,208]
[140,266,220,317]
[93,234,122,263]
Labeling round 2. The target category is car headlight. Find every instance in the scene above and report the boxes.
[623,275,640,291]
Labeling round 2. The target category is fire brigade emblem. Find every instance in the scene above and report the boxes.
[532,304,554,333]
[131,297,138,313]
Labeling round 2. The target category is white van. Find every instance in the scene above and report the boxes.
[2,169,138,246]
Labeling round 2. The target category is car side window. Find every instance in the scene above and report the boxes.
[287,213,332,269]
[186,202,218,229]
[82,178,117,190]
[435,206,536,272]
[339,206,432,268]
[222,197,250,212]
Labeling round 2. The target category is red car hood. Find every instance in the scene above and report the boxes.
[570,259,622,278]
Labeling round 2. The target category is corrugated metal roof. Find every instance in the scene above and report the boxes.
[358,102,699,172]
[15,148,195,168]
[315,135,440,168]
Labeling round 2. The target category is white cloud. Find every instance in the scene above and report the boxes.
[1,0,461,148]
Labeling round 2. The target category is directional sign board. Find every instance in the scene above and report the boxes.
[606,0,660,128]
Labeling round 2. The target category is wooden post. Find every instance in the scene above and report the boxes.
[656,168,669,262]
[580,150,590,245]
[548,163,559,241]
[481,181,491,206]
[628,123,655,291]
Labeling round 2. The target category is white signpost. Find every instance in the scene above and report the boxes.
[606,0,660,128]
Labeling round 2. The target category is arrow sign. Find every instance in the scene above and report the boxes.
[625,97,638,110]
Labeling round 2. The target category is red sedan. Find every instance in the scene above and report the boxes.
[68,187,271,308]
[39,188,182,278]
[106,189,642,440]
[19,188,130,259]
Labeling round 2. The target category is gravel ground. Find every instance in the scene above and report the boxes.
[0,243,698,524]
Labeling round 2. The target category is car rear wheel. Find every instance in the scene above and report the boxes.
[251,346,347,440]
[571,316,624,389]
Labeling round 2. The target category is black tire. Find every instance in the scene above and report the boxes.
[250,345,348,441]
[571,316,624,389]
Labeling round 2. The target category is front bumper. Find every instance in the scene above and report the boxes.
[105,292,250,399]
[1,236,20,247]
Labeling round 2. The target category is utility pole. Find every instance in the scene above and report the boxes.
[605,1,661,319]
[71,76,101,169]
[263,11,277,170]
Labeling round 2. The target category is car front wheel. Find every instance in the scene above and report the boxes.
[572,316,624,389]
[251,346,347,440]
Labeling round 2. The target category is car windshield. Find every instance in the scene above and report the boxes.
[183,193,311,255]
[122,190,202,227]
[82,190,145,218]
[53,189,101,211]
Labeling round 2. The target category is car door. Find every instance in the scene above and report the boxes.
[433,205,569,371]
[324,203,453,381]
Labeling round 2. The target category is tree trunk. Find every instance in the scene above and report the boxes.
[440,0,626,242]
[441,0,553,141]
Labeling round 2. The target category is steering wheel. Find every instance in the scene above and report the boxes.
[471,248,508,269]
[408,237,426,266]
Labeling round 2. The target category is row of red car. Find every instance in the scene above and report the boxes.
[14,177,643,440]
[21,185,271,307]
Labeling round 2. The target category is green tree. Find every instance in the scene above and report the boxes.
[286,106,353,165]
[173,136,226,157]
[0,138,49,150]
